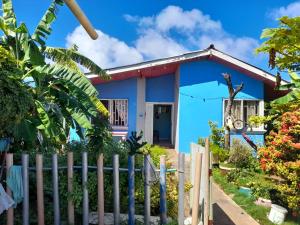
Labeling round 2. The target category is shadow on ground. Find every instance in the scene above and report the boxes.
[213,203,236,225]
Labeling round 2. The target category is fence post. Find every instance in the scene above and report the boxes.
[160,155,167,224]
[22,154,29,225]
[36,154,45,225]
[209,151,213,225]
[67,152,75,225]
[178,153,185,225]
[97,153,104,225]
[144,154,151,225]
[52,154,60,225]
[82,151,89,225]
[6,153,13,225]
[191,152,202,225]
[204,139,210,225]
[128,155,135,225]
[113,154,120,225]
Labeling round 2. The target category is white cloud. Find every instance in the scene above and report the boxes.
[66,26,143,69]
[67,5,260,68]
[269,1,300,19]
[129,5,259,61]
[135,29,187,59]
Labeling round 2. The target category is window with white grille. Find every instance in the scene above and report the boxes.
[223,99,264,130]
[101,99,128,128]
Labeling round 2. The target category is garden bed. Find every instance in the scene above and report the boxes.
[213,169,300,225]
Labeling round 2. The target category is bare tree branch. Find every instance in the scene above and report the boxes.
[222,73,244,149]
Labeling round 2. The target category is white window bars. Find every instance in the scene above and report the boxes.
[101,99,128,128]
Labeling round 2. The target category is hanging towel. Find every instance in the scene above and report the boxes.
[7,166,23,207]
[0,183,14,215]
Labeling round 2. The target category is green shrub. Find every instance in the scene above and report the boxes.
[199,121,228,163]
[228,139,253,168]
[210,144,229,162]
[247,179,275,200]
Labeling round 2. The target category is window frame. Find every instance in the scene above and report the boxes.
[101,98,129,130]
[222,99,265,132]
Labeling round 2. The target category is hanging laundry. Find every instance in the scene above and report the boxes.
[0,183,14,215]
[7,166,23,207]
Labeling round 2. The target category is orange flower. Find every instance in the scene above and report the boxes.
[291,143,300,149]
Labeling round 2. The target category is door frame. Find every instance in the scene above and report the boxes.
[144,102,174,145]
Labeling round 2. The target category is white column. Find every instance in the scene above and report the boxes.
[136,77,146,137]
[174,66,180,150]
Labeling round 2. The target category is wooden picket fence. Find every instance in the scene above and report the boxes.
[2,139,213,225]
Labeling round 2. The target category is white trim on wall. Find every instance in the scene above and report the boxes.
[174,66,180,151]
[136,77,146,137]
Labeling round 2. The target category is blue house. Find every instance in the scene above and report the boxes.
[88,46,285,153]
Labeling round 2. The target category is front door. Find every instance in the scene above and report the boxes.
[153,105,172,144]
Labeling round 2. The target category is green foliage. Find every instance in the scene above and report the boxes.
[199,121,228,163]
[257,16,300,72]
[44,46,109,78]
[258,108,300,212]
[197,137,205,147]
[126,131,147,155]
[272,72,300,105]
[210,144,229,162]
[247,179,275,200]
[208,121,225,148]
[0,46,33,136]
[257,16,300,106]
[228,139,254,169]
[0,0,110,150]
[214,169,300,225]
[150,145,167,166]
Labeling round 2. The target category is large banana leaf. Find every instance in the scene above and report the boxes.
[0,17,9,35]
[272,71,300,105]
[35,100,66,142]
[51,79,108,116]
[44,46,109,78]
[1,0,16,30]
[36,64,99,97]
[50,88,93,130]
[32,0,64,48]
[272,89,300,105]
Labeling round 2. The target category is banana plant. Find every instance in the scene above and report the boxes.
[0,0,110,150]
[272,71,300,105]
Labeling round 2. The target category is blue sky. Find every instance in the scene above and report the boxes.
[10,0,300,79]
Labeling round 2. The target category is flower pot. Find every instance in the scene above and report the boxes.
[268,204,288,224]
[0,138,10,152]
[238,186,252,197]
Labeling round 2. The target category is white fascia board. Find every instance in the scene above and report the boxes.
[87,48,287,85]
[211,49,288,85]
[86,50,210,79]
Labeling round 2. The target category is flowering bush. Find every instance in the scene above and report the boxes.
[259,108,300,212]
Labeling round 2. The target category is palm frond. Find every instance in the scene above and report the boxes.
[32,0,64,48]
[51,79,108,117]
[1,0,17,30]
[45,46,109,79]
[36,64,98,97]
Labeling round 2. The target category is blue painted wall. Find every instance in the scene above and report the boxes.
[95,78,137,135]
[178,60,264,153]
[146,74,175,102]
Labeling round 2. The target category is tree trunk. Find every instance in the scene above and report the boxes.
[223,73,244,149]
